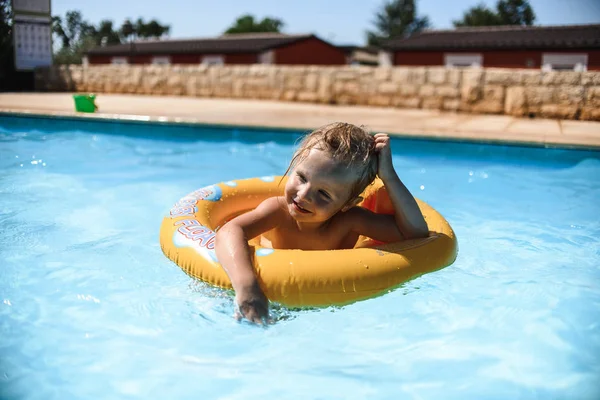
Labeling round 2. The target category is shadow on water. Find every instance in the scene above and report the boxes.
[1,113,598,169]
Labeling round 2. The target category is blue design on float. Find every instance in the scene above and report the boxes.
[193,185,222,202]
[260,176,275,182]
[256,248,275,257]
[172,230,219,263]
[224,181,237,187]
[168,196,198,218]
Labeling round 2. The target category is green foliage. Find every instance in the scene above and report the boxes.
[121,19,134,40]
[453,4,501,27]
[123,18,170,40]
[97,20,121,45]
[143,19,170,37]
[367,0,430,46]
[224,14,284,34]
[52,36,96,64]
[0,0,11,50]
[0,0,14,81]
[52,11,171,64]
[453,0,536,27]
[52,11,99,63]
[497,0,536,25]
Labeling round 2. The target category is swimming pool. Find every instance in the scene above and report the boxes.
[1,114,599,399]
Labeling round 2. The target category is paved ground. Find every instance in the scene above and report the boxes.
[1,92,598,149]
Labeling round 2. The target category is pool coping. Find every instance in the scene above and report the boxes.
[0,109,303,135]
[1,102,599,151]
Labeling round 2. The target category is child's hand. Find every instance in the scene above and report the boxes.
[374,133,395,181]
[234,283,270,325]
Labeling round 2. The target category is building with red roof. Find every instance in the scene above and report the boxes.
[380,24,600,71]
[85,33,347,66]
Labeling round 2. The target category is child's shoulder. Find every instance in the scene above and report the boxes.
[255,196,287,215]
[259,195,284,206]
[228,196,287,232]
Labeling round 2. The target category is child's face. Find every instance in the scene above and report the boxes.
[285,148,359,223]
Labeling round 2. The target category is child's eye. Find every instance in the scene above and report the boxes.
[297,173,306,182]
[319,190,331,200]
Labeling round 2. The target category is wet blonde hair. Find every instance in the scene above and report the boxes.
[284,122,378,204]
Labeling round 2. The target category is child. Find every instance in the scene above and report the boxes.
[215,122,428,324]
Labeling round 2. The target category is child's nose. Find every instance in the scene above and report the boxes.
[298,185,313,202]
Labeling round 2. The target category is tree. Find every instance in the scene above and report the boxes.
[224,14,284,34]
[496,0,535,25]
[453,4,501,27]
[96,20,121,45]
[145,19,170,38]
[121,19,134,41]
[51,10,171,64]
[0,0,14,86]
[52,11,96,49]
[52,16,69,47]
[132,18,145,38]
[124,18,169,40]
[366,0,430,46]
[52,11,99,64]
[0,0,12,57]
[453,0,535,27]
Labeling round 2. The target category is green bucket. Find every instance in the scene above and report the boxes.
[73,94,97,113]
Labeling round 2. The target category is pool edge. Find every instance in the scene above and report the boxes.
[1,108,598,151]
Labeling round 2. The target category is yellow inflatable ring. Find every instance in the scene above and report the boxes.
[159,176,458,307]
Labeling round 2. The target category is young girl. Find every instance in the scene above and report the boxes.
[215,122,428,324]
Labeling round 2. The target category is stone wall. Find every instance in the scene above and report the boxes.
[35,65,600,121]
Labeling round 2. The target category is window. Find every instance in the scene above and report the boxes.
[152,56,170,65]
[111,57,128,65]
[202,55,224,65]
[258,50,274,64]
[444,53,482,68]
[542,53,587,72]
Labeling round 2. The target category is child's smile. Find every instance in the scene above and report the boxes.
[292,199,311,214]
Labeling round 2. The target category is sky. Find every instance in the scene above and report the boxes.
[51,0,600,45]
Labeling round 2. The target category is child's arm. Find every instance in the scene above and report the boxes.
[347,133,428,242]
[215,197,283,324]
[374,133,429,239]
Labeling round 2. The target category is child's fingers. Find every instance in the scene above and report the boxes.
[235,307,262,325]
[372,134,388,151]
[234,309,243,321]
[374,135,391,152]
[374,133,390,142]
[248,307,269,325]
[236,299,269,325]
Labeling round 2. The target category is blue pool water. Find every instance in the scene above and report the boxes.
[1,114,599,399]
